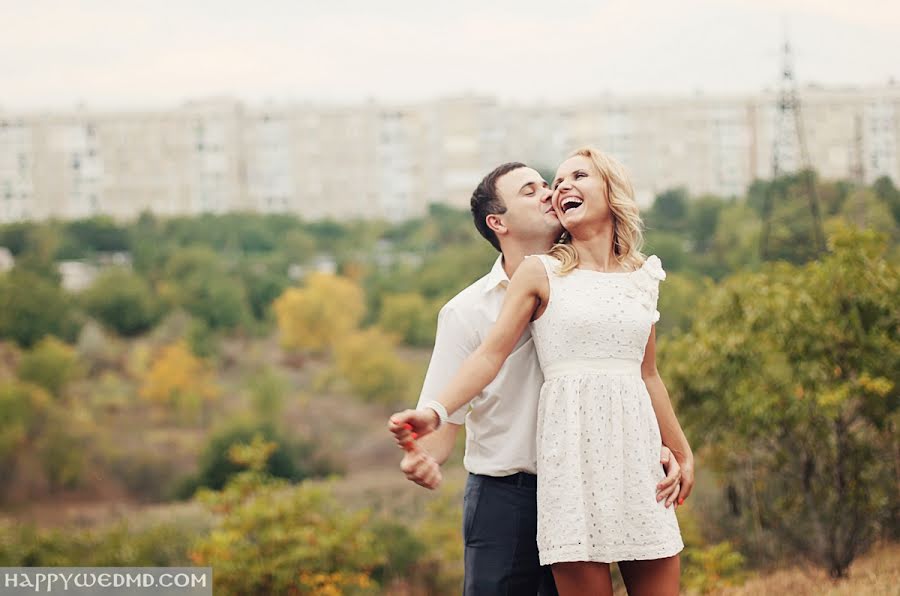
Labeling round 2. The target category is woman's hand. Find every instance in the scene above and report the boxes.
[388,409,440,449]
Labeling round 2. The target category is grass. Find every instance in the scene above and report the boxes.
[709,542,900,596]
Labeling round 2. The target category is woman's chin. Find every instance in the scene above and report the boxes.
[560,213,587,234]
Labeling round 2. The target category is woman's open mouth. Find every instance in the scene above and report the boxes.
[560,196,584,213]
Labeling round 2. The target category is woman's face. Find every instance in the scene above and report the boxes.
[551,155,611,232]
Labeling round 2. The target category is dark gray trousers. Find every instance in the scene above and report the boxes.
[463,473,558,596]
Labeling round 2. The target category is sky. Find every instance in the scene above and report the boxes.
[1,0,898,110]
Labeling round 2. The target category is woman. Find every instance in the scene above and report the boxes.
[390,147,692,595]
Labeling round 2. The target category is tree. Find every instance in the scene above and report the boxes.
[332,328,417,405]
[662,224,899,578]
[187,420,321,493]
[709,202,761,275]
[272,273,365,356]
[59,216,130,258]
[246,367,288,424]
[686,196,725,254]
[190,438,383,595]
[840,188,898,239]
[655,273,712,336]
[0,381,51,479]
[0,222,39,255]
[873,176,900,224]
[644,232,689,274]
[0,269,81,347]
[139,341,220,422]
[236,264,287,323]
[377,293,439,347]
[280,229,316,264]
[13,225,63,283]
[81,267,163,336]
[17,336,80,398]
[647,187,689,232]
[416,243,496,300]
[162,248,252,332]
[180,272,251,331]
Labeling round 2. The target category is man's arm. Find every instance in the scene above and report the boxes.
[417,422,462,465]
[400,423,461,490]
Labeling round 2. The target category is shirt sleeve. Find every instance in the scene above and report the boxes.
[416,303,480,425]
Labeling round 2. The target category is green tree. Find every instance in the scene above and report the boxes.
[377,293,439,347]
[12,224,63,283]
[81,267,163,336]
[17,337,80,398]
[36,406,88,490]
[655,273,711,336]
[59,216,130,258]
[0,381,51,479]
[187,420,325,494]
[0,269,81,347]
[236,263,287,323]
[644,232,689,273]
[0,222,39,256]
[190,438,382,595]
[647,187,689,232]
[246,367,288,424]
[687,196,725,254]
[280,228,317,264]
[161,247,251,331]
[417,243,496,300]
[873,176,900,224]
[840,188,898,239]
[709,202,761,275]
[332,328,416,405]
[663,224,899,578]
[0,517,202,567]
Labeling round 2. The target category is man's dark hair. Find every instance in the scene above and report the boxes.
[470,162,527,252]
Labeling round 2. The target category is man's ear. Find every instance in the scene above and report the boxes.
[486,213,507,237]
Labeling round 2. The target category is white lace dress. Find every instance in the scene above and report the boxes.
[529,254,683,565]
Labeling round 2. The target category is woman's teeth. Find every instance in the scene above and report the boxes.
[561,197,584,212]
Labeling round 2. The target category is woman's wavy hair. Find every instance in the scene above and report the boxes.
[548,147,646,274]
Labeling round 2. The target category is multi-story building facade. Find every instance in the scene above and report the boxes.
[1,83,898,223]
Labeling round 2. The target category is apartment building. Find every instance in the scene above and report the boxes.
[1,83,898,223]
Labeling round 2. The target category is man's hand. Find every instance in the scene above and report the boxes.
[389,409,440,448]
[677,454,695,505]
[656,446,682,508]
[400,446,443,490]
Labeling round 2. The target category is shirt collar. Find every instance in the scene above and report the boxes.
[483,255,511,293]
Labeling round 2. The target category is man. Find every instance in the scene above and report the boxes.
[397,162,694,595]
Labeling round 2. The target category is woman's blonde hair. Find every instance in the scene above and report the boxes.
[547,147,646,274]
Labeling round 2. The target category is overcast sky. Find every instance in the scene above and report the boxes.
[2,0,898,110]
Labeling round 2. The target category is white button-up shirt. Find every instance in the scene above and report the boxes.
[416,256,544,476]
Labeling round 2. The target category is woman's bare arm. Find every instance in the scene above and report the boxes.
[389,257,549,439]
[641,325,695,500]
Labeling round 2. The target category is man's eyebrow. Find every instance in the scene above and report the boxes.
[518,181,538,193]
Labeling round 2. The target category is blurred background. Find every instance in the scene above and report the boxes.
[0,1,898,594]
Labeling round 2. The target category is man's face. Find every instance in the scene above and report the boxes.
[495,167,563,244]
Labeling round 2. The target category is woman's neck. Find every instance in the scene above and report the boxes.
[569,222,621,272]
